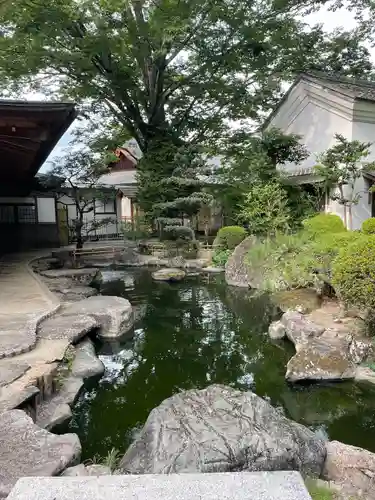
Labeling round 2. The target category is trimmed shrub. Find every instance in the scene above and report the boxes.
[332,234,375,311]
[362,217,375,234]
[309,231,360,276]
[215,226,247,250]
[212,249,232,267]
[303,213,346,235]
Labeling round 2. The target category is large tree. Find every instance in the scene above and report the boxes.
[0,0,373,154]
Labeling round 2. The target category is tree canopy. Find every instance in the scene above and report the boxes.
[0,0,373,153]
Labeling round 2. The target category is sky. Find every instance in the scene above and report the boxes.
[39,5,373,172]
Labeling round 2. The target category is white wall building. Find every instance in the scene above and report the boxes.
[264,72,375,229]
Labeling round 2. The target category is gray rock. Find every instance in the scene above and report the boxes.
[6,471,312,500]
[71,339,104,379]
[40,268,99,281]
[0,314,37,359]
[36,400,72,431]
[37,314,98,343]
[58,286,98,302]
[203,266,225,273]
[268,321,286,340]
[323,440,375,499]
[58,376,84,406]
[0,361,30,387]
[225,236,255,288]
[118,385,326,476]
[60,464,111,477]
[0,409,81,497]
[61,464,88,477]
[281,311,325,347]
[286,339,356,383]
[349,337,372,364]
[86,465,112,476]
[167,256,185,268]
[0,385,39,414]
[152,268,186,282]
[355,366,375,385]
[59,296,133,339]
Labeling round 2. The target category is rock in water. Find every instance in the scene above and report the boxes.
[71,338,105,379]
[152,268,186,282]
[323,440,375,499]
[0,409,81,497]
[118,385,326,476]
[225,236,255,288]
[268,321,286,340]
[58,296,133,339]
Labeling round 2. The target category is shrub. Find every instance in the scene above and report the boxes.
[332,234,375,311]
[212,249,232,267]
[215,226,247,250]
[303,213,346,235]
[362,217,375,234]
[238,182,291,236]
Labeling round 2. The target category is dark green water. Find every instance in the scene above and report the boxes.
[69,268,375,460]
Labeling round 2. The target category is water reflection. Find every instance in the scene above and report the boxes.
[69,269,375,460]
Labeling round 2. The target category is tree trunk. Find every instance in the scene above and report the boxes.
[339,185,347,229]
[75,217,84,250]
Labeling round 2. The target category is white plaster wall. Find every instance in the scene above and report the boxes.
[36,197,56,223]
[121,196,132,219]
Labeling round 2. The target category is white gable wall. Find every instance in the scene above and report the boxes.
[267,79,375,229]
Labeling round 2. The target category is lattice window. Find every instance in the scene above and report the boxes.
[0,205,15,223]
[17,205,36,224]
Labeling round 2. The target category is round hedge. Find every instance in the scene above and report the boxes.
[332,234,375,310]
[303,213,346,235]
[215,226,247,250]
[362,218,375,234]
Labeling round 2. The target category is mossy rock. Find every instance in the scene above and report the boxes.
[152,268,186,282]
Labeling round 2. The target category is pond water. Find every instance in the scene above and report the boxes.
[68,268,375,461]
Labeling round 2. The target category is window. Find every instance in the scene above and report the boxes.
[95,198,116,214]
[0,205,15,223]
[17,205,36,224]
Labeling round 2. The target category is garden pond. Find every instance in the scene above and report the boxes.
[68,268,375,460]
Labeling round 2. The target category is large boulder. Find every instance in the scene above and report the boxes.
[71,338,104,379]
[58,296,133,339]
[37,314,98,343]
[323,440,375,499]
[0,409,81,497]
[118,385,326,476]
[225,236,255,288]
[281,309,367,383]
[152,268,186,282]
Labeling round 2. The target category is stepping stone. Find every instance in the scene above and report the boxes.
[37,314,98,343]
[0,361,30,387]
[6,471,312,500]
[0,314,37,359]
[0,409,81,497]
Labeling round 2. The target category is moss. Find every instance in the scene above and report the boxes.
[305,479,335,500]
[211,249,232,267]
[303,213,346,235]
[215,226,247,250]
[362,217,375,234]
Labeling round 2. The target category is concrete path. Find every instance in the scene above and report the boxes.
[0,252,60,359]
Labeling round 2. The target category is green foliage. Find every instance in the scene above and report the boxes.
[315,134,375,229]
[216,226,247,251]
[238,183,291,236]
[212,249,232,267]
[362,217,375,234]
[305,479,335,500]
[122,215,151,241]
[332,234,375,311]
[1,1,372,152]
[303,213,346,235]
[85,448,121,472]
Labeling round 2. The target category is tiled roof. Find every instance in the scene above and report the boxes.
[302,71,375,101]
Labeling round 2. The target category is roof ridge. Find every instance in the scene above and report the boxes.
[302,71,375,89]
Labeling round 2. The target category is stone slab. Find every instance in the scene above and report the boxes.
[7,471,312,500]
[0,410,81,497]
[0,314,37,359]
[36,399,72,430]
[37,314,98,343]
[0,361,30,387]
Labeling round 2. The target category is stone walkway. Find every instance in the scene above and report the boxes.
[0,252,60,360]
